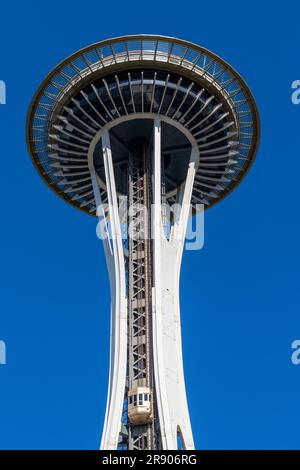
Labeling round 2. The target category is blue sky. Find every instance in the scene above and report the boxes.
[0,0,300,450]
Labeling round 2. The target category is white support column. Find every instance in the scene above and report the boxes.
[152,118,174,449]
[152,118,198,449]
[90,130,127,450]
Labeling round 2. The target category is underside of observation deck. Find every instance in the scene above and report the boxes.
[27,35,259,216]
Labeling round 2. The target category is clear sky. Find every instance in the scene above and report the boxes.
[0,0,300,450]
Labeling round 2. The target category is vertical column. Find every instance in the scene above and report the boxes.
[90,131,128,450]
[151,118,174,449]
[152,118,197,449]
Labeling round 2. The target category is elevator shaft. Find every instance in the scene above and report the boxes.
[127,138,155,450]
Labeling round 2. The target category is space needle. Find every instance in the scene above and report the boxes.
[26,35,260,450]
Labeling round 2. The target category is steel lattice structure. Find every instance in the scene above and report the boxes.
[127,139,155,449]
[26,35,260,450]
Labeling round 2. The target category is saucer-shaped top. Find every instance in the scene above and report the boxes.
[26,35,260,215]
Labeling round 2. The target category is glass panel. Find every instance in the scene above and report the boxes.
[100,45,113,59]
[84,50,100,66]
[172,44,187,60]
[157,40,170,55]
[113,41,127,55]
[72,56,89,72]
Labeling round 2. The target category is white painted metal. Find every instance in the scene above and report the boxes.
[152,118,198,450]
[89,131,127,450]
